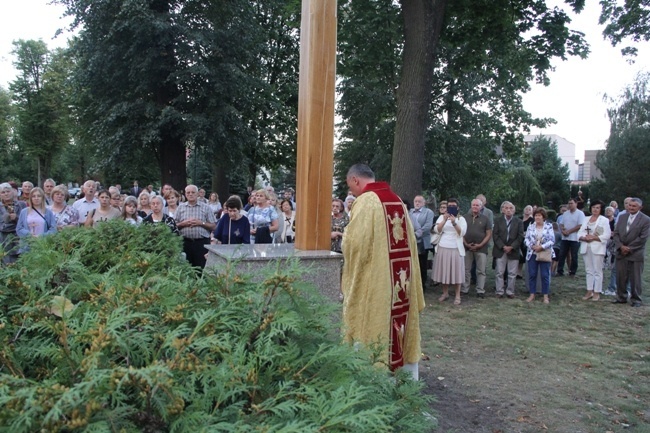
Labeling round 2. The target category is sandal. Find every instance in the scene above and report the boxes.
[582,291,593,301]
[438,294,449,303]
[453,297,461,305]
[591,294,600,301]
[543,295,550,304]
[526,294,535,303]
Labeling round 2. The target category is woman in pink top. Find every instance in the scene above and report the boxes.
[16,187,57,253]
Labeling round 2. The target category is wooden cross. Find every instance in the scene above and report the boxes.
[294,0,337,251]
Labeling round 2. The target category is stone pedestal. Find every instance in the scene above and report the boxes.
[205,244,343,303]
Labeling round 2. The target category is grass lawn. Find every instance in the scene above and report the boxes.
[419,249,650,433]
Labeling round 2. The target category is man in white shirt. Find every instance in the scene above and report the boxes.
[72,180,99,224]
[556,198,585,277]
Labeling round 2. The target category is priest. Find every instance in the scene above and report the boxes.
[342,164,425,379]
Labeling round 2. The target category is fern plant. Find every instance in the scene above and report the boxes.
[0,220,434,432]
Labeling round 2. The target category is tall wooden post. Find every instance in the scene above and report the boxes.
[294,0,337,251]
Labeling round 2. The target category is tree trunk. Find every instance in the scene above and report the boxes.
[159,137,187,192]
[212,161,230,203]
[153,0,187,192]
[390,0,447,201]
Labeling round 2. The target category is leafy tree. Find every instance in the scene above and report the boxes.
[57,0,299,195]
[596,72,650,202]
[527,135,571,209]
[600,0,650,57]
[336,0,588,201]
[239,1,300,189]
[498,165,544,213]
[335,0,402,192]
[57,0,197,190]
[9,40,70,186]
[0,87,10,154]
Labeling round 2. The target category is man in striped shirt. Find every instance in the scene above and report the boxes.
[175,185,216,269]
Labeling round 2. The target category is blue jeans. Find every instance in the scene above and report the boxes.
[528,254,551,295]
[607,260,617,292]
[557,240,580,275]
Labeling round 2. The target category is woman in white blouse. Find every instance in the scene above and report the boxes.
[432,198,467,305]
[577,200,611,301]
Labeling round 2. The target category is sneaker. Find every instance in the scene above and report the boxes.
[477,293,485,299]
[603,290,616,296]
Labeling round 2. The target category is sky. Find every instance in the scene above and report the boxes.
[1,0,648,163]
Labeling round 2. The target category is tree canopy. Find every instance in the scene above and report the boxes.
[336,0,588,201]
[595,72,650,202]
[56,0,300,192]
[527,135,571,208]
[600,0,650,57]
[9,40,71,186]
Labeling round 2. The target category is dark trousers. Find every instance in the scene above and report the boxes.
[557,240,580,275]
[418,249,429,287]
[615,258,643,303]
[183,237,210,269]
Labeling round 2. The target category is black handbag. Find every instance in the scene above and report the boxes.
[255,226,273,244]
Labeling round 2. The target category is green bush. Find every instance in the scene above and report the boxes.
[0,221,432,432]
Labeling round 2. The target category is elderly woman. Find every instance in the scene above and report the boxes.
[577,200,611,301]
[143,195,179,234]
[137,191,153,218]
[212,196,250,244]
[432,198,467,305]
[17,187,57,253]
[248,189,279,244]
[0,182,28,264]
[85,190,121,227]
[524,208,554,304]
[344,195,355,214]
[48,184,80,228]
[276,199,296,243]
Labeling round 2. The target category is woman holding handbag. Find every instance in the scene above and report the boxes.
[577,200,611,301]
[524,208,554,303]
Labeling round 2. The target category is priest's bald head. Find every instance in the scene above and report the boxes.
[346,164,375,196]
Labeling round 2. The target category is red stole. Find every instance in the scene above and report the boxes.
[361,182,412,370]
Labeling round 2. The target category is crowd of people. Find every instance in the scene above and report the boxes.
[2,168,648,384]
[401,195,647,308]
[0,179,300,270]
[1,177,647,309]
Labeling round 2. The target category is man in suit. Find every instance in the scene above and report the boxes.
[612,197,650,307]
[130,181,141,198]
[410,195,435,288]
[492,201,524,298]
